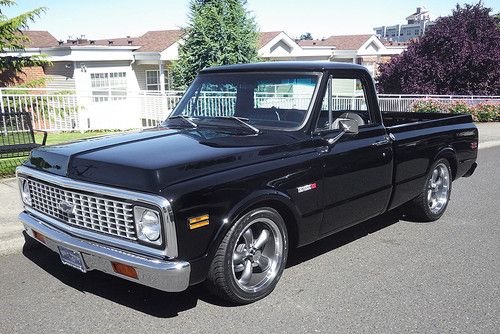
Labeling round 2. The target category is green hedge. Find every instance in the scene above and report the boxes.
[410,100,499,122]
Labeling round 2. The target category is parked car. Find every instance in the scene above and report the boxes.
[17,62,478,304]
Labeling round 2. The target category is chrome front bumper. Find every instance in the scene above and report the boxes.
[20,211,191,292]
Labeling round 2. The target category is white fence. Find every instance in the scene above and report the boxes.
[377,94,500,113]
[0,88,183,132]
[1,88,499,132]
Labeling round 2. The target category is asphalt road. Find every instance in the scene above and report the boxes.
[0,147,498,334]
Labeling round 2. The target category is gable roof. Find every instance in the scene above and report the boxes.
[258,31,282,48]
[298,34,373,50]
[19,30,59,48]
[135,30,184,52]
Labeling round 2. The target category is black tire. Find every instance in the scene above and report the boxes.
[206,207,288,304]
[406,158,452,222]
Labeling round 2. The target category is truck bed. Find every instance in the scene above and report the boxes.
[381,111,477,211]
[382,111,473,129]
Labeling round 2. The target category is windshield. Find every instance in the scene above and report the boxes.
[170,72,320,130]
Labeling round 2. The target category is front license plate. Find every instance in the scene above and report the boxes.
[58,246,86,273]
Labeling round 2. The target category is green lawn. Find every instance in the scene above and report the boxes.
[0,131,118,177]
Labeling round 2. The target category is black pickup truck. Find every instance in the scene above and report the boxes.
[17,62,478,304]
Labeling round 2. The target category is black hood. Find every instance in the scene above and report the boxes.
[26,127,302,193]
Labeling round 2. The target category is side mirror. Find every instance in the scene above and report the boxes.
[338,118,359,135]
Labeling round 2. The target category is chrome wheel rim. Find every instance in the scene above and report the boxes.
[427,163,450,214]
[231,217,283,293]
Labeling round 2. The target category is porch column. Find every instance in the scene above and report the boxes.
[159,60,166,94]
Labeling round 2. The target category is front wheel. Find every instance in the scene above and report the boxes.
[406,158,452,222]
[206,207,288,304]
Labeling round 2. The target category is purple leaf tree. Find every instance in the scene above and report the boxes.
[377,3,500,95]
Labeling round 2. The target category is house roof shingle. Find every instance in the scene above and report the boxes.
[61,29,184,52]
[63,30,284,52]
[258,31,282,48]
[19,30,59,48]
[298,34,373,50]
[134,30,184,52]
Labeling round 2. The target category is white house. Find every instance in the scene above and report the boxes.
[1,30,406,95]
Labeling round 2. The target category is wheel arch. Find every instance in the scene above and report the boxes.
[206,190,301,261]
[433,146,458,180]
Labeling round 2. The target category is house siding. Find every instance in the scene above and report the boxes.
[73,60,136,93]
[133,63,174,91]
[44,62,76,90]
[133,64,160,91]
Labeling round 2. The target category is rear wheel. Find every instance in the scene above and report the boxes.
[206,207,288,304]
[406,158,452,222]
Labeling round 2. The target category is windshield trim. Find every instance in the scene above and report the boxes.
[169,71,324,132]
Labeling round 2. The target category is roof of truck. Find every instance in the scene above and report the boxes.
[200,61,368,73]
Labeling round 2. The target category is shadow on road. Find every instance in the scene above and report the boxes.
[22,209,403,318]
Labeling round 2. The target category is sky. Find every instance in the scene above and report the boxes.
[3,0,499,41]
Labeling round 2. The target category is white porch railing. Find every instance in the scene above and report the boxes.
[1,88,499,132]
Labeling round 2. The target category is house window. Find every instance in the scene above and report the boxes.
[90,72,127,102]
[145,70,172,91]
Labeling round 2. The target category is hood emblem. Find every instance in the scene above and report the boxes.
[58,200,76,216]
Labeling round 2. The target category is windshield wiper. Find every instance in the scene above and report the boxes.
[210,116,260,134]
[166,115,198,128]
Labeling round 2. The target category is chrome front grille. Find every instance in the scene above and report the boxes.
[28,178,137,240]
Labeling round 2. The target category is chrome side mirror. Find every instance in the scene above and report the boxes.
[338,118,359,135]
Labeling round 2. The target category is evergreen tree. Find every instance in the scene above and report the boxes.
[172,0,259,88]
[299,32,313,40]
[0,0,48,86]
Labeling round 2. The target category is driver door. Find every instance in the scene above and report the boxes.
[316,73,393,236]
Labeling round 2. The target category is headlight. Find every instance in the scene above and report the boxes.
[134,206,162,245]
[19,178,32,206]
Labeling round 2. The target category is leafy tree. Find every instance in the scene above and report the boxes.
[377,3,500,95]
[0,0,48,86]
[299,32,313,40]
[172,0,259,88]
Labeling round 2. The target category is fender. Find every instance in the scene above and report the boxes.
[187,188,303,285]
[206,189,301,259]
[432,146,458,179]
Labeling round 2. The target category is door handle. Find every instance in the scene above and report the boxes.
[372,138,390,146]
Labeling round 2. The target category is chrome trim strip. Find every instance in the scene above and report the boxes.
[16,166,178,259]
[21,212,190,292]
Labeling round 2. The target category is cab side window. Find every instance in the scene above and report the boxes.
[316,76,372,131]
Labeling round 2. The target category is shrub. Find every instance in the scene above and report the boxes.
[411,100,443,113]
[447,101,470,114]
[474,103,499,122]
[410,99,499,122]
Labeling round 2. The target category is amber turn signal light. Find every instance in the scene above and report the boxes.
[33,230,46,244]
[188,214,210,230]
[111,262,138,279]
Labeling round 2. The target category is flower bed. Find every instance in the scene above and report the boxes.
[410,100,499,122]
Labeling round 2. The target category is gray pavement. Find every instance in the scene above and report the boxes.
[477,122,500,148]
[0,141,498,333]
